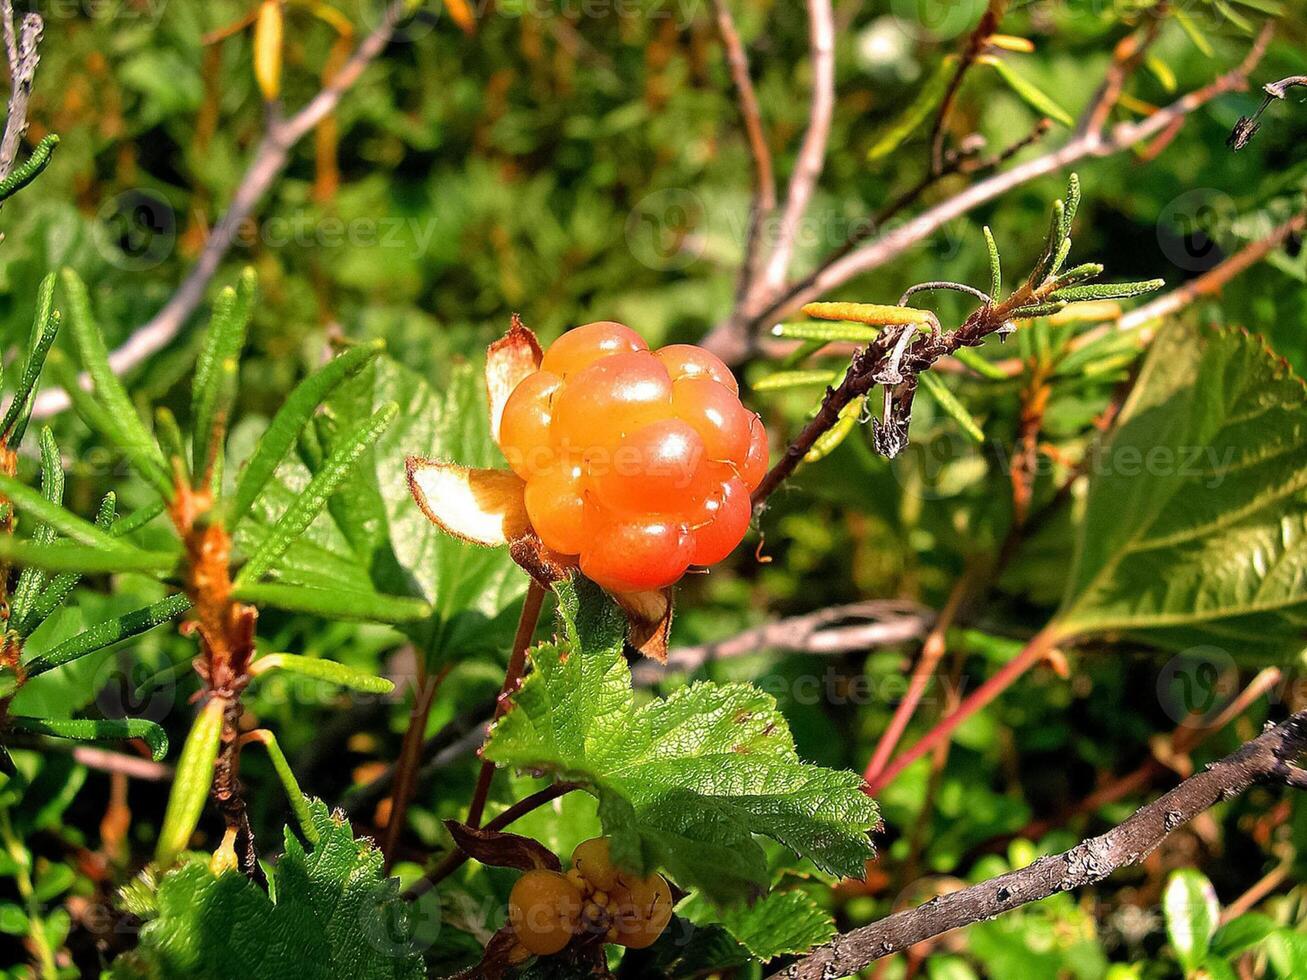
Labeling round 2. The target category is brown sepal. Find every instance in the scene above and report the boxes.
[485,314,543,445]
[613,587,674,664]
[443,820,562,873]
[508,535,577,588]
[443,924,524,980]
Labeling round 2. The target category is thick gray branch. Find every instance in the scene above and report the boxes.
[770,710,1307,980]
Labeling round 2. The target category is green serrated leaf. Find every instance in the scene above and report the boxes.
[988,59,1074,127]
[8,716,169,762]
[485,634,878,903]
[123,800,423,979]
[685,889,836,961]
[1055,323,1307,652]
[918,372,984,443]
[231,340,386,526]
[250,653,395,695]
[867,55,957,160]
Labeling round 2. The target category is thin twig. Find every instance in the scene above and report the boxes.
[465,579,548,829]
[771,708,1307,980]
[0,1,42,181]
[31,0,409,419]
[928,0,1008,176]
[711,0,775,305]
[382,663,451,870]
[702,24,1273,358]
[758,0,835,295]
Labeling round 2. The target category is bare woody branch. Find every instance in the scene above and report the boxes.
[702,22,1273,359]
[711,0,775,305]
[30,0,410,420]
[769,708,1307,980]
[0,0,42,181]
[927,0,1007,175]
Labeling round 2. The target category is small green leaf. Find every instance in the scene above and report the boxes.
[9,428,64,624]
[983,226,1002,299]
[192,271,255,475]
[234,403,399,588]
[156,697,226,866]
[154,407,188,477]
[1175,9,1215,56]
[988,59,1074,127]
[1164,869,1219,972]
[16,493,117,637]
[1145,55,1177,93]
[1053,262,1105,289]
[230,340,385,526]
[0,273,59,440]
[60,269,170,490]
[33,863,77,903]
[1266,929,1307,979]
[952,346,1007,380]
[1010,302,1067,319]
[771,321,880,343]
[1210,913,1276,958]
[111,499,165,537]
[0,474,137,552]
[0,537,177,575]
[1052,279,1164,303]
[918,371,984,443]
[1059,173,1081,243]
[249,653,395,695]
[867,55,956,160]
[0,134,58,201]
[805,397,863,463]
[23,593,191,679]
[244,730,318,845]
[754,369,841,391]
[8,716,169,762]
[232,581,430,624]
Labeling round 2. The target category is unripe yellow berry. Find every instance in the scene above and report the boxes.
[571,837,620,892]
[610,872,673,949]
[508,869,583,956]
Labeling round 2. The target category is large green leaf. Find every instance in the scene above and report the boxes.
[332,355,527,663]
[112,801,423,980]
[1054,323,1307,654]
[682,888,836,961]
[484,583,877,904]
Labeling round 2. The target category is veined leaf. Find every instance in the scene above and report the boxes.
[230,340,385,526]
[1054,323,1307,652]
[235,403,399,588]
[248,653,395,695]
[684,889,836,961]
[987,59,1073,126]
[867,55,956,160]
[121,801,423,979]
[8,716,168,762]
[919,371,984,443]
[486,585,878,904]
[22,594,191,679]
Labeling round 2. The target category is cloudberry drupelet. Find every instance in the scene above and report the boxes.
[499,322,767,592]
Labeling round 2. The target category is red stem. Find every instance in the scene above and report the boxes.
[864,627,1061,797]
[465,578,548,829]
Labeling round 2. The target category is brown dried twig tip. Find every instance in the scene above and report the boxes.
[1228,74,1307,150]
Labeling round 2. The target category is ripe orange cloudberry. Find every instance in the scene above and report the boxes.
[499,322,767,593]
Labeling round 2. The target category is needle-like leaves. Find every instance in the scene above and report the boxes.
[192,270,255,476]
[249,652,395,695]
[0,537,177,575]
[231,581,430,624]
[22,593,192,679]
[0,134,59,202]
[9,429,65,624]
[8,716,169,762]
[14,492,117,638]
[234,403,399,588]
[0,273,59,442]
[230,339,385,526]
[156,697,225,865]
[243,730,318,844]
[1051,279,1166,303]
[771,321,880,343]
[754,369,841,391]
[983,226,1002,300]
[918,371,985,443]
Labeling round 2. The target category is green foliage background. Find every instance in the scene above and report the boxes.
[0,0,1305,977]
